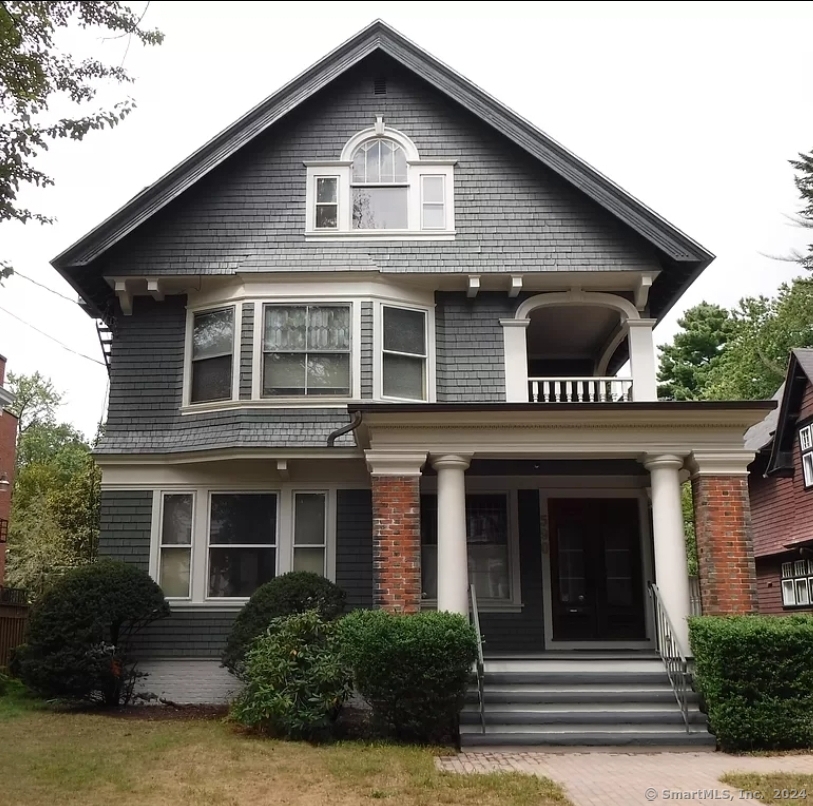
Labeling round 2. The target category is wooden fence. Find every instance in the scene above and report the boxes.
[0,589,29,669]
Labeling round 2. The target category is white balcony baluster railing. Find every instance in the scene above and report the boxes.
[528,377,634,403]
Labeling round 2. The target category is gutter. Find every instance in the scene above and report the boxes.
[327,410,363,447]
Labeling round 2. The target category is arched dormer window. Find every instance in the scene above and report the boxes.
[304,118,456,239]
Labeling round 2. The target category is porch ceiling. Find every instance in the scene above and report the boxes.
[527,306,619,360]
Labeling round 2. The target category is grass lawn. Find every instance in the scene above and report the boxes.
[721,774,813,806]
[0,683,569,806]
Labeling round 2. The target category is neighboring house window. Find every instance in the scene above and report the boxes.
[262,304,351,397]
[800,424,813,487]
[191,307,234,403]
[420,493,514,605]
[208,493,277,598]
[158,493,193,599]
[351,138,408,229]
[293,492,327,574]
[781,560,813,608]
[304,123,455,238]
[382,305,427,400]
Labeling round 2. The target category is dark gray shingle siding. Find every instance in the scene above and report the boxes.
[99,295,355,453]
[98,490,152,570]
[239,302,254,399]
[436,291,514,402]
[101,56,658,279]
[131,611,238,660]
[360,301,373,399]
[335,489,373,609]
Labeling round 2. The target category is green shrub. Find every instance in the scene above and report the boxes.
[223,572,346,676]
[690,615,813,751]
[14,560,169,706]
[0,671,7,696]
[230,610,351,740]
[339,610,478,743]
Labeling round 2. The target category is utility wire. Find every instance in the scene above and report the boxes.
[0,305,106,367]
[11,270,78,305]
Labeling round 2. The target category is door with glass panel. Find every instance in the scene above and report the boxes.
[548,498,645,642]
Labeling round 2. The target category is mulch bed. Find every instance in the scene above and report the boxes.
[103,704,228,721]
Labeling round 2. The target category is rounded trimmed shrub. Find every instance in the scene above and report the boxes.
[230,610,351,740]
[222,572,346,676]
[339,609,478,742]
[14,560,170,706]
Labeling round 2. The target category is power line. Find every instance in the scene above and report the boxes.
[11,270,78,304]
[0,305,106,367]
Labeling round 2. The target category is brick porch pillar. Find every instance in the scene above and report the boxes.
[690,451,759,615]
[366,451,427,613]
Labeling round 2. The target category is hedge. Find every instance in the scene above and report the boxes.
[340,610,478,743]
[689,614,813,751]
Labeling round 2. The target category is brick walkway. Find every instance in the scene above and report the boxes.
[436,751,813,806]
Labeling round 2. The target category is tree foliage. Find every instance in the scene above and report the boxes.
[657,303,735,400]
[1,1,163,274]
[5,372,100,596]
[789,148,813,271]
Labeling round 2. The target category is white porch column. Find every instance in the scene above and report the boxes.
[627,318,658,401]
[644,454,692,655]
[500,318,530,402]
[432,454,471,615]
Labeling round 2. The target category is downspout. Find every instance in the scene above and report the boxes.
[327,410,363,447]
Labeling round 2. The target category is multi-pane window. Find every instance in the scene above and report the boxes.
[315,177,338,229]
[208,493,277,598]
[800,425,813,487]
[382,306,426,400]
[293,492,327,574]
[262,305,351,397]
[191,307,234,403]
[421,494,511,602]
[352,138,408,229]
[781,560,813,608]
[421,175,445,230]
[159,493,193,598]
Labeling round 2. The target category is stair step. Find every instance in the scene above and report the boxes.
[462,701,701,714]
[460,721,709,735]
[483,659,666,674]
[460,710,705,726]
[460,731,716,748]
[484,672,671,685]
[467,689,698,705]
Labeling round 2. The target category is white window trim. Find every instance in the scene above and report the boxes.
[149,484,341,608]
[155,491,195,601]
[374,300,436,403]
[292,490,329,576]
[182,303,241,408]
[304,125,455,240]
[205,491,279,602]
[781,559,813,609]
[418,485,522,613]
[800,425,813,488]
[255,301,358,402]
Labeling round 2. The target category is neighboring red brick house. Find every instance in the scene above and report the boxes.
[0,355,18,585]
[746,349,813,614]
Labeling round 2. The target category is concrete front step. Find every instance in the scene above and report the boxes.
[460,709,706,726]
[483,659,666,674]
[484,671,671,686]
[467,687,699,704]
[460,730,717,748]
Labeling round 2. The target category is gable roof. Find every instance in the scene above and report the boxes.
[746,349,813,469]
[52,20,713,286]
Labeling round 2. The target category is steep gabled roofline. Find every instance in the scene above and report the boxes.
[52,19,713,273]
[766,349,813,474]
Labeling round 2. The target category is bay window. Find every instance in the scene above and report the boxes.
[293,492,327,574]
[190,307,234,403]
[207,493,277,598]
[262,304,351,397]
[382,305,427,401]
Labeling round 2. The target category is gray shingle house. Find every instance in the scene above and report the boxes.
[51,21,773,745]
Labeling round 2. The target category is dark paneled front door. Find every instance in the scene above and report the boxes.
[548,498,646,642]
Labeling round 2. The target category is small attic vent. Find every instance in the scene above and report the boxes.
[374,77,387,95]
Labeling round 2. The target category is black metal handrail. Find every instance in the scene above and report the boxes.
[647,581,691,732]
[469,583,486,734]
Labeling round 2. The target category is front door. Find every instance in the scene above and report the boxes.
[548,498,646,642]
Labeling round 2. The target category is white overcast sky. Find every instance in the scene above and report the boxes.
[1,0,811,438]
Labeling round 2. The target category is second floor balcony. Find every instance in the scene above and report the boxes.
[501,289,658,404]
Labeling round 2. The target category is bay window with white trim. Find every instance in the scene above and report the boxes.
[292,492,328,574]
[158,493,194,599]
[189,306,235,404]
[381,305,428,401]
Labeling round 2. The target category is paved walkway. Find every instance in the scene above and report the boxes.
[436,751,813,806]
